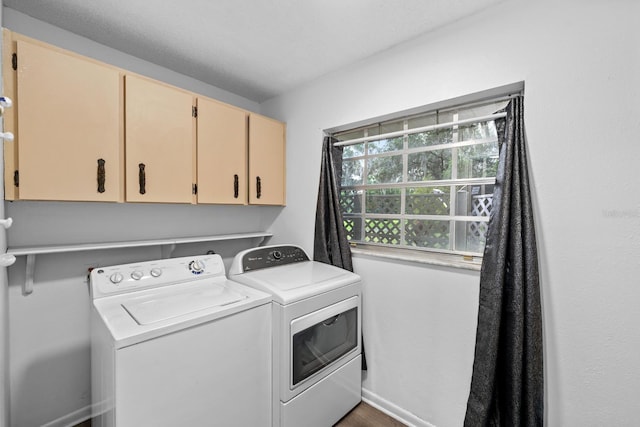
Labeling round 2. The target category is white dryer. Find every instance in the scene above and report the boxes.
[229,245,362,427]
[90,254,272,427]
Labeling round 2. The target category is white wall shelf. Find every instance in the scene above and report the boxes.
[7,231,273,296]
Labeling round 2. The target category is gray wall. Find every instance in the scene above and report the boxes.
[3,8,282,427]
[262,0,640,425]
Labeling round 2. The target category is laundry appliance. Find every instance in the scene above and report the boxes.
[229,244,362,427]
[90,254,272,427]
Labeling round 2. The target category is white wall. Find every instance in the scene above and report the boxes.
[0,3,10,426]
[2,9,283,427]
[5,1,640,426]
[262,0,640,425]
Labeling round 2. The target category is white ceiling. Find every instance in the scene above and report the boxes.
[4,0,508,103]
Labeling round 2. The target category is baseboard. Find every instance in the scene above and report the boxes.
[40,404,93,427]
[362,388,436,427]
[39,391,434,427]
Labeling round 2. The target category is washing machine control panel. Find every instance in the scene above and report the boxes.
[236,245,309,272]
[90,254,225,298]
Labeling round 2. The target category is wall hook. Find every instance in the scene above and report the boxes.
[0,254,15,267]
[0,132,14,142]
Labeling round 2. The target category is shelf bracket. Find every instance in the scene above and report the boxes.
[160,243,176,259]
[23,254,35,296]
[257,234,272,247]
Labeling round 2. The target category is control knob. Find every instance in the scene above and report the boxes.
[131,270,144,280]
[150,268,163,278]
[271,250,283,260]
[189,260,205,274]
[109,272,124,284]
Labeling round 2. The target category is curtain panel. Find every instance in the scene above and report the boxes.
[464,97,543,426]
[314,136,367,370]
[313,136,353,271]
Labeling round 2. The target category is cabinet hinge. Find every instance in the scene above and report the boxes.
[12,53,17,71]
[192,183,197,195]
[13,170,19,187]
[192,106,198,118]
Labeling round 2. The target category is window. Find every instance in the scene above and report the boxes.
[332,97,509,257]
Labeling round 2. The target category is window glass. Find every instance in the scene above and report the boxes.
[378,120,404,134]
[340,189,362,214]
[454,184,494,217]
[364,218,402,245]
[366,189,401,214]
[459,120,498,141]
[342,159,364,186]
[365,125,380,137]
[343,143,364,158]
[333,94,508,256]
[407,112,454,148]
[406,187,450,215]
[367,137,403,154]
[454,220,489,253]
[407,149,452,181]
[343,216,361,241]
[366,155,403,184]
[408,129,453,148]
[456,142,499,179]
[334,129,364,142]
[456,100,508,120]
[405,219,451,250]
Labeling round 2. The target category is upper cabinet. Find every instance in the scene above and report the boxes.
[3,30,285,206]
[249,114,286,205]
[125,75,196,204]
[197,97,248,205]
[5,36,123,202]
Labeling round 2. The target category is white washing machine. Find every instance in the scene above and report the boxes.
[90,254,272,427]
[229,245,362,427]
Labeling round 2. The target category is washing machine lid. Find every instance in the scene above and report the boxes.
[93,278,272,348]
[232,261,360,305]
[122,284,247,325]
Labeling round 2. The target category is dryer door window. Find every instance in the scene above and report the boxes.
[291,297,358,387]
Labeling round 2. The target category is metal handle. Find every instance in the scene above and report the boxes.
[323,315,341,326]
[138,163,146,194]
[256,176,261,199]
[97,159,106,193]
[234,174,239,198]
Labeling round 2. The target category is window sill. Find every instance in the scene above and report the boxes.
[350,246,482,271]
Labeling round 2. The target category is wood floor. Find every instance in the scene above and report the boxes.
[334,402,407,427]
[74,402,405,427]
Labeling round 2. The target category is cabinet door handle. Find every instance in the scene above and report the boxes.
[256,176,261,199]
[138,163,146,195]
[234,174,239,198]
[97,158,106,193]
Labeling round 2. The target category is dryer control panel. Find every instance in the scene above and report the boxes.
[230,245,309,273]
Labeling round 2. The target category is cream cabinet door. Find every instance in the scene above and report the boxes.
[14,39,123,201]
[197,98,247,204]
[248,114,286,205]
[125,75,195,203]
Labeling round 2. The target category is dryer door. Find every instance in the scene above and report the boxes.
[290,296,359,388]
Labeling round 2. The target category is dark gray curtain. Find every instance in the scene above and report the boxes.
[314,136,353,271]
[464,97,543,426]
[314,136,367,370]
